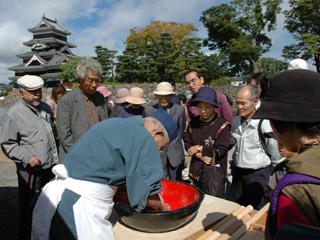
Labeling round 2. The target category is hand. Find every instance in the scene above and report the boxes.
[28,156,42,167]
[187,145,202,157]
[146,193,171,212]
[201,156,212,165]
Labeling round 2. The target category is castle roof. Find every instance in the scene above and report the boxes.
[28,15,70,35]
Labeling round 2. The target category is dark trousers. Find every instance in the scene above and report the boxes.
[160,151,184,181]
[16,164,54,240]
[229,166,270,210]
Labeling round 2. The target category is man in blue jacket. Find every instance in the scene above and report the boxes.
[32,111,177,240]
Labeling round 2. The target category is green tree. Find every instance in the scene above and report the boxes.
[283,0,320,72]
[94,46,117,81]
[258,57,287,78]
[201,0,282,74]
[59,57,82,82]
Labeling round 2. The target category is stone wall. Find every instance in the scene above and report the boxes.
[0,83,238,108]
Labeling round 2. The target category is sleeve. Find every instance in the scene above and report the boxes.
[178,107,186,138]
[56,96,73,152]
[277,193,312,229]
[183,125,193,151]
[0,115,33,166]
[217,93,233,123]
[124,133,163,211]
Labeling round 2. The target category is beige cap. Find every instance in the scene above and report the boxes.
[17,75,44,90]
[153,82,175,95]
[125,87,146,105]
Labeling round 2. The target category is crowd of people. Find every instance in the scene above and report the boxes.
[1,57,319,239]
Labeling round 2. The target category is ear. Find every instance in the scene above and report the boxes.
[155,130,164,138]
[199,76,205,85]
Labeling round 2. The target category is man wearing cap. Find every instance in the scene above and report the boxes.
[144,82,186,180]
[32,112,178,240]
[1,75,59,239]
[56,58,108,161]
[229,84,282,210]
[184,71,233,123]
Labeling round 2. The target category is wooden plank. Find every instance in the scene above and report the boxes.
[112,195,240,240]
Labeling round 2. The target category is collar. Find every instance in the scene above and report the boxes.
[286,146,320,178]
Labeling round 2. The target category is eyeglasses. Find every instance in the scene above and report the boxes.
[185,78,199,85]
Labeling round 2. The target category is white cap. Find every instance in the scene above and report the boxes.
[288,58,309,70]
[17,75,44,90]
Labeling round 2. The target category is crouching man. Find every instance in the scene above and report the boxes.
[32,110,177,240]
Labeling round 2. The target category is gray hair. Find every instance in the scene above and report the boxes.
[144,117,169,144]
[76,57,102,81]
[237,84,260,101]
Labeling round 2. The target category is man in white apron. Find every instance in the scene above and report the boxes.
[32,111,177,240]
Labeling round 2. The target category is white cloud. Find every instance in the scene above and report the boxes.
[0,0,296,83]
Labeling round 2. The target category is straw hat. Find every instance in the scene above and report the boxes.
[153,82,175,95]
[125,87,146,105]
[115,88,130,104]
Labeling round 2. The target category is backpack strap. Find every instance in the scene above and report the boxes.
[258,119,273,157]
[271,173,320,215]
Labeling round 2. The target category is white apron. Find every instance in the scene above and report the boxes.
[31,164,118,240]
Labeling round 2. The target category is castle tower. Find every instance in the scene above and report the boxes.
[9,15,77,87]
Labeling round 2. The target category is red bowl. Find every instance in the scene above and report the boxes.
[114,180,204,232]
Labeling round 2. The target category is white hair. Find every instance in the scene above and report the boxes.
[144,117,169,144]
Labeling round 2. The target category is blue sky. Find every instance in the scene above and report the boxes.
[0,0,293,83]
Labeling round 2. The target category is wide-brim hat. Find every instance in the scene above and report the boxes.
[125,87,146,105]
[17,75,44,90]
[115,88,130,104]
[190,86,218,108]
[253,69,320,122]
[96,85,112,97]
[153,82,175,95]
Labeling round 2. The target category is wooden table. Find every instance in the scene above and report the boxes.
[111,195,241,240]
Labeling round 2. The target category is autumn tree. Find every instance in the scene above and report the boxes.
[116,21,226,83]
[201,0,282,74]
[283,0,320,72]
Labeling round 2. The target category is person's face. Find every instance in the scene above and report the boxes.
[156,95,171,107]
[270,121,299,153]
[235,90,257,119]
[80,70,100,96]
[197,102,216,122]
[20,88,42,106]
[248,79,262,95]
[185,72,204,93]
[277,141,297,159]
